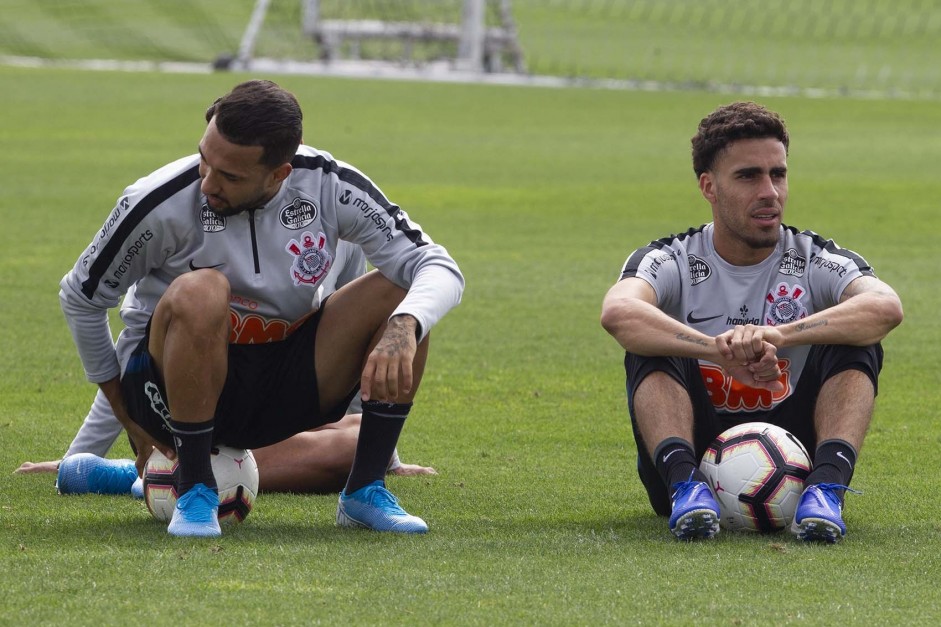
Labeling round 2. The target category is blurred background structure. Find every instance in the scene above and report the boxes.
[1,0,939,99]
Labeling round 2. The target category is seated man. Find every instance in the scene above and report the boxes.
[601,101,903,542]
[57,80,464,537]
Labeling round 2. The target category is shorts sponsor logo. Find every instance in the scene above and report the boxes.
[228,310,290,343]
[200,204,226,232]
[285,230,333,286]
[778,248,806,277]
[765,282,808,325]
[279,197,317,229]
[688,255,712,285]
[144,381,173,429]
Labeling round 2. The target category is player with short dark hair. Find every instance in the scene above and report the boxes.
[59,79,464,537]
[601,101,903,542]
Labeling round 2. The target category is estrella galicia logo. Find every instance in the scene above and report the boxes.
[279,197,317,229]
[688,255,712,285]
[200,204,226,232]
[778,248,806,277]
[338,189,352,205]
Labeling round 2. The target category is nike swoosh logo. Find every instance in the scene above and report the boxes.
[189,260,225,271]
[686,312,723,324]
[662,449,681,463]
[836,451,853,466]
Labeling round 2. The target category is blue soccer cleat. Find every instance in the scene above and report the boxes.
[337,481,428,534]
[669,473,720,540]
[56,453,137,495]
[791,483,859,543]
[167,483,221,538]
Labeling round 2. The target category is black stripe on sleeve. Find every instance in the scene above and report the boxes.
[291,154,427,247]
[795,227,877,277]
[81,166,201,299]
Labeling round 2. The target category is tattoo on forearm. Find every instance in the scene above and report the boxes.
[676,333,709,347]
[795,319,828,332]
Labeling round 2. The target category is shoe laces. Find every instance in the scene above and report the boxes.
[177,485,218,522]
[366,485,407,516]
[809,483,861,506]
[671,470,706,500]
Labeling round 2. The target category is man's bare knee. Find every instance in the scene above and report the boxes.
[162,270,231,324]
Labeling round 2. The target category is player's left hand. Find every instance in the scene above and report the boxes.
[361,314,418,403]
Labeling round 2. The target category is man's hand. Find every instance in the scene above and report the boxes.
[14,460,60,474]
[715,325,785,392]
[361,315,419,403]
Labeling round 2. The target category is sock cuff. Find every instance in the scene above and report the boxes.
[816,438,858,463]
[362,400,413,418]
[653,437,695,461]
[168,418,215,435]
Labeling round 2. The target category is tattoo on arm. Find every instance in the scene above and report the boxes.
[795,319,828,332]
[676,333,709,347]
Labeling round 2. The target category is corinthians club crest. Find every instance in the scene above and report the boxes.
[765,281,808,325]
[285,231,332,286]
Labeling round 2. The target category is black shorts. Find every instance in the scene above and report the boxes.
[623,343,883,515]
[121,304,358,450]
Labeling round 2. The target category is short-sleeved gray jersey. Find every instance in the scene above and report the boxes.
[618,222,875,414]
[60,146,464,384]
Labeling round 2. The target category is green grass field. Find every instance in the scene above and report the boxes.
[1,64,940,625]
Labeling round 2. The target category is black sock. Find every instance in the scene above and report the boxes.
[343,400,410,494]
[806,439,857,498]
[169,418,216,495]
[653,437,705,491]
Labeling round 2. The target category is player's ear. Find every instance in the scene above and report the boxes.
[699,171,716,203]
[271,163,293,184]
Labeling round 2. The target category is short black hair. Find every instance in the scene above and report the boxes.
[691,102,789,177]
[204,79,303,168]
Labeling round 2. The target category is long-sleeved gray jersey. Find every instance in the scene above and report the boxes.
[619,222,875,414]
[60,145,464,385]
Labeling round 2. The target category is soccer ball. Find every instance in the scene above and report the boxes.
[143,446,259,524]
[699,422,811,532]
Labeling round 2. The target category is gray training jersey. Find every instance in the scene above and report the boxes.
[60,145,464,384]
[619,222,875,415]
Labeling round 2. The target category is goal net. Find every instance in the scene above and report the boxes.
[228,0,526,77]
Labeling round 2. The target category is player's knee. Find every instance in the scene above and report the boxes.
[164,270,231,324]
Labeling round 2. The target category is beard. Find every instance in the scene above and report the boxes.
[205,188,274,217]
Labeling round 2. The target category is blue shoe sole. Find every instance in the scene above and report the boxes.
[671,509,720,540]
[792,518,843,543]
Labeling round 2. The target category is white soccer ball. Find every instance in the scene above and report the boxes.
[143,446,259,524]
[699,422,811,532]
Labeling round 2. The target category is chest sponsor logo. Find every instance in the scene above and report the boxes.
[285,231,333,286]
[727,305,760,326]
[279,197,317,229]
[700,359,791,412]
[228,309,290,344]
[778,248,806,277]
[200,204,226,232]
[688,255,712,285]
[765,282,808,325]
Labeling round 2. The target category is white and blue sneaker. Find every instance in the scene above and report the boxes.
[791,483,859,543]
[167,483,221,538]
[337,481,428,534]
[669,473,720,540]
[56,454,137,495]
